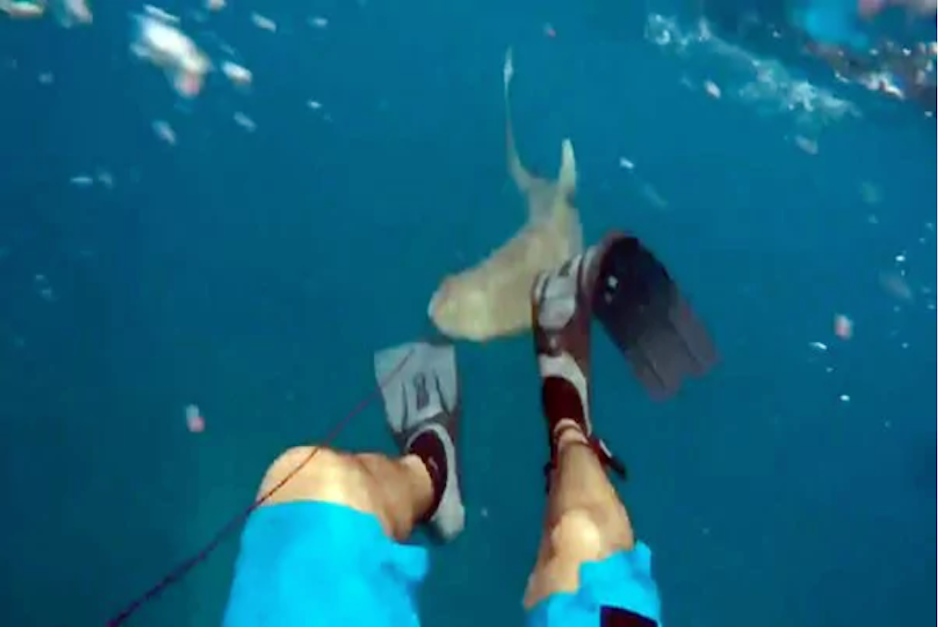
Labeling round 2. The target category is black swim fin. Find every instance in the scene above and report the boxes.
[588,233,718,400]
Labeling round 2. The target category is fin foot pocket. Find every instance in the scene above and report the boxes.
[373,341,465,541]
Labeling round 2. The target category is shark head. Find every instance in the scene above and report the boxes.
[427,275,492,341]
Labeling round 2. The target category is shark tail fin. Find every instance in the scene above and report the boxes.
[557,138,578,197]
[504,47,536,194]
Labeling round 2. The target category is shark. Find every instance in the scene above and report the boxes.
[427,48,584,342]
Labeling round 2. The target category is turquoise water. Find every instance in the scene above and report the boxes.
[0,0,935,625]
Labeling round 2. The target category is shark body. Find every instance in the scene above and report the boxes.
[428,48,583,342]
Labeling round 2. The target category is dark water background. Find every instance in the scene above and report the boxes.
[0,0,936,625]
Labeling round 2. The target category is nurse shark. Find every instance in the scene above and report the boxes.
[428,48,583,342]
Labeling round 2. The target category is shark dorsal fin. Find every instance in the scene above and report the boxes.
[557,138,577,197]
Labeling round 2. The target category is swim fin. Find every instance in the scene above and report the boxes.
[588,233,718,400]
[373,341,465,541]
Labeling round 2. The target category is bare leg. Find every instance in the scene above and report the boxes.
[524,232,717,612]
[256,447,434,542]
[254,340,465,544]
[524,253,636,608]
[524,422,635,606]
[221,342,464,627]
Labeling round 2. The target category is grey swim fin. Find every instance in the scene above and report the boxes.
[373,341,465,540]
[374,342,459,436]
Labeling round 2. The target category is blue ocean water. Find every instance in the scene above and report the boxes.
[0,0,935,625]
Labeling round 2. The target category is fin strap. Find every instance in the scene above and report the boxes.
[543,426,627,492]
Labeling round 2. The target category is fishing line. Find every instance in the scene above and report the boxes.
[106,345,417,626]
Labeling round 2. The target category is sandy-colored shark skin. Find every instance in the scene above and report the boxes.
[428,48,583,342]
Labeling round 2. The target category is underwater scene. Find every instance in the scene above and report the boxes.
[0,0,936,625]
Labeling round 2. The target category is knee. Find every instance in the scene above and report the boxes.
[547,506,634,564]
[264,446,350,486]
[525,507,634,607]
[258,446,374,509]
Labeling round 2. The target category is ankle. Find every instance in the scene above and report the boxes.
[540,375,591,436]
[552,419,590,450]
[400,454,436,520]
[406,430,448,521]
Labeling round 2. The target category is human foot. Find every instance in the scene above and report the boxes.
[531,252,626,486]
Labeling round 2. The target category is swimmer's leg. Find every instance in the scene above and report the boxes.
[223,341,463,627]
[523,253,661,626]
[252,341,464,541]
[253,445,435,542]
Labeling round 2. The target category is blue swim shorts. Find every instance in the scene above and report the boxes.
[223,501,662,627]
[525,543,663,627]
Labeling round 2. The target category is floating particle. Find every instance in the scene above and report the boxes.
[96,169,114,188]
[834,314,853,340]
[37,72,54,85]
[640,183,668,209]
[859,181,882,204]
[543,23,556,38]
[875,74,903,98]
[0,0,45,18]
[839,394,851,403]
[143,4,178,23]
[221,61,252,86]
[185,404,205,433]
[70,174,94,187]
[53,0,92,27]
[704,80,721,98]
[618,157,635,170]
[308,15,328,28]
[809,341,828,352]
[794,135,818,154]
[233,111,256,131]
[152,119,176,144]
[307,99,322,110]
[205,0,224,11]
[132,8,210,98]
[33,274,55,302]
[176,71,203,97]
[879,270,914,301]
[251,12,276,31]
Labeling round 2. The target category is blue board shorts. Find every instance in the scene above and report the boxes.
[223,502,662,627]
